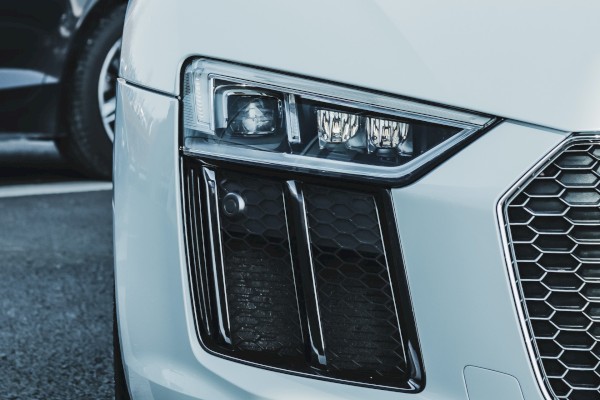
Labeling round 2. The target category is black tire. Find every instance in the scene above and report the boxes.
[114,300,132,400]
[57,4,126,179]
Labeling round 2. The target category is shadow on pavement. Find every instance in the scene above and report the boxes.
[0,139,88,186]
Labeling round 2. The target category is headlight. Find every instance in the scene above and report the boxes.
[182,58,494,183]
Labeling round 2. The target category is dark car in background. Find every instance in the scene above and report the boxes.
[0,0,126,178]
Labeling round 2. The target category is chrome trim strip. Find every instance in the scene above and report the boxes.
[183,167,210,335]
[202,167,232,345]
[183,123,481,182]
[496,133,600,400]
[284,181,327,367]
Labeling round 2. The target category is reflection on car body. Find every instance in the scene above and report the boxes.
[114,1,600,399]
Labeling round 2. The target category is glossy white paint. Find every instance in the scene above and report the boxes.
[393,121,567,400]
[121,0,600,132]
[115,2,591,398]
[114,77,568,399]
[463,367,524,400]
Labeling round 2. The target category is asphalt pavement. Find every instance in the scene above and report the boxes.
[0,140,87,186]
[0,140,114,399]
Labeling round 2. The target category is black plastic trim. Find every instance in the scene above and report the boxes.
[284,181,327,368]
[181,156,425,392]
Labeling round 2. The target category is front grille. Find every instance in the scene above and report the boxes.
[503,138,600,400]
[182,158,423,391]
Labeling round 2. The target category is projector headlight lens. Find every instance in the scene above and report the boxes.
[228,96,280,136]
[182,59,494,182]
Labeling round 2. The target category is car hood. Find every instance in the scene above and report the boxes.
[122,0,600,132]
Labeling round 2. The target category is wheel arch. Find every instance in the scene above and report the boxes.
[55,0,127,136]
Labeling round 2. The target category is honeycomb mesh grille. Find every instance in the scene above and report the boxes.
[218,171,304,359]
[182,159,422,391]
[505,140,600,400]
[304,185,406,382]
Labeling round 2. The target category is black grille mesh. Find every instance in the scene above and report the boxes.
[182,160,420,390]
[304,185,406,382]
[218,171,304,359]
[505,141,600,400]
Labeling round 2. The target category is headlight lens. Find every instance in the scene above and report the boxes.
[183,59,493,182]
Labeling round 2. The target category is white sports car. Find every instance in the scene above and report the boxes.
[114,1,600,399]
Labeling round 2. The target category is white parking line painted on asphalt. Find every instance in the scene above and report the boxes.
[0,181,112,198]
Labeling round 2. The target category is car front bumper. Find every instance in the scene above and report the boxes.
[114,80,568,400]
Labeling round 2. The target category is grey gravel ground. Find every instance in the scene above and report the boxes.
[0,139,113,398]
[0,189,114,399]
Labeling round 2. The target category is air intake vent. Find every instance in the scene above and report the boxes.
[218,171,305,360]
[304,185,406,383]
[502,137,600,400]
[182,157,423,391]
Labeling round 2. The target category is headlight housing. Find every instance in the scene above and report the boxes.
[182,58,494,183]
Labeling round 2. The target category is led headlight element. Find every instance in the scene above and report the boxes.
[317,109,359,148]
[182,59,494,182]
[367,117,410,154]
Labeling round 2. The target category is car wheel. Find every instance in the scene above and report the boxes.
[57,4,126,179]
[114,300,132,400]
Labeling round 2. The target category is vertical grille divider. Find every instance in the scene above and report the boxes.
[185,165,212,336]
[201,167,232,345]
[284,180,328,368]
